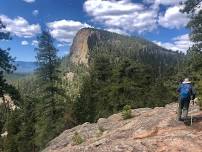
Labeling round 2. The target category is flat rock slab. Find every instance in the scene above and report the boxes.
[43,103,202,152]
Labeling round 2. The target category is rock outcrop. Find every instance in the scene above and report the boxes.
[69,28,94,65]
[0,95,17,110]
[43,103,202,152]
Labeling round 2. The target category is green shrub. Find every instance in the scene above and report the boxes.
[96,126,105,137]
[121,105,132,119]
[96,130,103,138]
[98,125,105,133]
[72,132,84,145]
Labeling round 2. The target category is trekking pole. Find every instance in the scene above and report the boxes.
[191,107,193,126]
[190,99,196,126]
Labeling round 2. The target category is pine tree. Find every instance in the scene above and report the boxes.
[0,20,20,151]
[0,20,16,98]
[182,0,202,69]
[34,30,65,149]
[182,0,202,97]
[73,76,96,123]
[3,110,21,152]
[182,0,202,51]
[17,97,37,152]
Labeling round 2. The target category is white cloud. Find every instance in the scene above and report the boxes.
[57,43,66,47]
[153,34,193,53]
[105,28,129,35]
[144,0,185,6]
[84,0,158,34]
[0,15,41,38]
[84,0,190,34]
[32,10,39,16]
[21,40,29,45]
[158,5,189,29]
[23,0,35,3]
[195,1,202,14]
[47,20,92,44]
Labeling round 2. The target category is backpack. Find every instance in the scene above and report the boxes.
[180,84,192,98]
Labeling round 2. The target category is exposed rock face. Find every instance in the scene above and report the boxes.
[0,95,17,110]
[43,103,202,152]
[1,131,8,137]
[64,72,75,81]
[70,28,94,65]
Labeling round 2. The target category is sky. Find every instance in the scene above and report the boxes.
[0,0,196,61]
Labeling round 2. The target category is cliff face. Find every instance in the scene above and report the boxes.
[43,103,202,152]
[69,28,106,65]
[69,28,98,65]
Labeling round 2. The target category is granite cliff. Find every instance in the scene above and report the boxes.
[69,28,92,65]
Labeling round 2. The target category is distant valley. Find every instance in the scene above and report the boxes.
[5,61,37,81]
[14,61,37,74]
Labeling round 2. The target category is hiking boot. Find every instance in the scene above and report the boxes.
[183,117,191,126]
[177,117,183,121]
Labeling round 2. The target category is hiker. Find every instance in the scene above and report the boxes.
[177,78,196,121]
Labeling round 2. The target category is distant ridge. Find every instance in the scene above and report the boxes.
[14,61,37,74]
[69,27,180,65]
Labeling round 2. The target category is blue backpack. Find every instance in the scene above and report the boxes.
[180,84,192,98]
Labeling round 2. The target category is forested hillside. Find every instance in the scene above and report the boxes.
[1,0,202,151]
[66,27,184,123]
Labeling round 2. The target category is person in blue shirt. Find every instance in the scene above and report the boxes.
[177,78,196,121]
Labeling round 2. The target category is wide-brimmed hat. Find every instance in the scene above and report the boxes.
[182,78,191,84]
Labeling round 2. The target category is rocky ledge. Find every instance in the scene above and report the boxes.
[43,103,202,152]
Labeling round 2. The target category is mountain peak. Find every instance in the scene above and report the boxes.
[43,103,202,152]
[69,27,111,65]
[69,28,178,66]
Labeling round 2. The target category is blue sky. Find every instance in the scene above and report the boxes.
[0,0,194,61]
